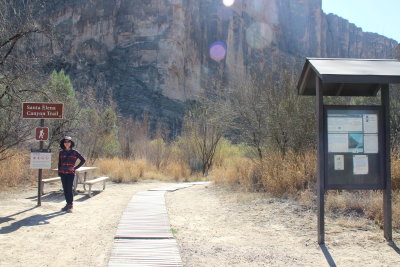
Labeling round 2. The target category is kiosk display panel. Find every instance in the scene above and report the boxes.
[324,106,384,190]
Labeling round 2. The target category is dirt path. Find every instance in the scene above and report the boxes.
[166,184,400,267]
[0,181,169,267]
[1,182,399,266]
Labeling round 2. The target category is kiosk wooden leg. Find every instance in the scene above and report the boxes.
[382,85,392,241]
[316,77,325,244]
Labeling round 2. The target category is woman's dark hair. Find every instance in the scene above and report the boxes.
[60,139,75,149]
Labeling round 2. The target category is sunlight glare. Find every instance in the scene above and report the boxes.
[223,0,235,7]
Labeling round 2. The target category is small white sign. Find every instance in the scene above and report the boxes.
[364,134,379,153]
[328,116,363,132]
[328,134,349,152]
[30,152,52,169]
[334,155,344,170]
[363,114,378,133]
[353,155,368,175]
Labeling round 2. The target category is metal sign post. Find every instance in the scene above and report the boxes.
[38,119,44,206]
[23,102,63,206]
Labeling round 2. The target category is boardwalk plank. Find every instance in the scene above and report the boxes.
[109,183,208,266]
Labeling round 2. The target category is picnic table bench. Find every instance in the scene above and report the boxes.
[41,167,110,197]
[83,176,110,197]
[40,176,61,195]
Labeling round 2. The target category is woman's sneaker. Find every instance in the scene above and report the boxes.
[61,204,73,212]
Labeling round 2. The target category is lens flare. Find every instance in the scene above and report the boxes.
[246,22,273,49]
[209,41,227,61]
[222,0,235,7]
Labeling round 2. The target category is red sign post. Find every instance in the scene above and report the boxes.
[23,102,63,206]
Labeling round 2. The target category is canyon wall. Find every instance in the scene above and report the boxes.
[33,0,398,128]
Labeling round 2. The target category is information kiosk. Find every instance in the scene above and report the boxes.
[297,58,400,244]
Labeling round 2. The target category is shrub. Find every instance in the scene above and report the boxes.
[260,150,316,196]
[211,157,256,191]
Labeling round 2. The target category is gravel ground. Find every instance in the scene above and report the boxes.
[166,183,400,267]
[0,180,169,267]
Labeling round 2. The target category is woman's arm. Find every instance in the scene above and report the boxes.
[74,150,86,170]
[58,151,62,176]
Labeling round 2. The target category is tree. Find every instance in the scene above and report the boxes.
[266,69,315,155]
[229,75,271,162]
[118,113,152,160]
[183,96,232,176]
[0,0,51,159]
[229,65,315,158]
[78,103,120,162]
[44,70,80,150]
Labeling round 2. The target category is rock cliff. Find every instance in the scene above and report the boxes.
[33,0,398,129]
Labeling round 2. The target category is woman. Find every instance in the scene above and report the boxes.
[58,136,86,212]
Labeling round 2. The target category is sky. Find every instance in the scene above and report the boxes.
[322,0,400,43]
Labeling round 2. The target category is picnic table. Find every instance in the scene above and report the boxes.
[44,167,110,197]
[51,166,98,193]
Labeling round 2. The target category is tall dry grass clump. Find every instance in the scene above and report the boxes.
[96,157,192,183]
[325,190,400,228]
[211,157,256,191]
[97,158,147,183]
[390,155,400,190]
[260,151,316,196]
[161,161,191,181]
[210,150,316,194]
[0,150,31,188]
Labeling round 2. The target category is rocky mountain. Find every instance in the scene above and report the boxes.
[32,0,398,131]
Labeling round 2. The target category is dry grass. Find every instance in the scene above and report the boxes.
[211,151,316,195]
[97,158,148,183]
[0,150,34,188]
[161,161,191,181]
[96,157,192,183]
[210,157,256,191]
[391,156,400,190]
[211,150,400,229]
[260,151,316,196]
[325,190,400,228]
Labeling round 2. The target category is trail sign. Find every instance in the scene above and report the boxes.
[22,102,63,206]
[22,102,63,119]
[35,127,49,141]
[30,150,52,169]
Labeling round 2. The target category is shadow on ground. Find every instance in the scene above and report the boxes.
[25,189,100,203]
[0,211,66,234]
[74,191,101,202]
[0,206,39,225]
[319,244,337,267]
[388,241,400,254]
[25,191,65,203]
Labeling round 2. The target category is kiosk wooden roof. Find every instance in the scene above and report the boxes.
[297,58,400,96]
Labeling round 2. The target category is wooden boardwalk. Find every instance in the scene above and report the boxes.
[108,182,210,267]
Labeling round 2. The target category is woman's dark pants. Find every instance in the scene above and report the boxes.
[60,173,75,205]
